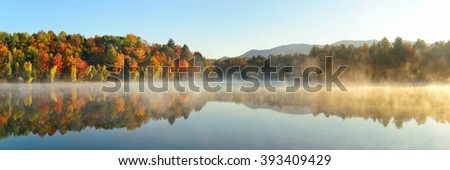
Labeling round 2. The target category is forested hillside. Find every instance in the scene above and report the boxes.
[0,31,208,82]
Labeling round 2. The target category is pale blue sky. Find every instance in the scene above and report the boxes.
[1,0,449,58]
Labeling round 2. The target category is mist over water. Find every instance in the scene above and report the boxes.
[0,83,450,149]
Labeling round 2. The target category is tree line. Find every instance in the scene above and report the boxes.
[0,30,208,82]
[1,31,450,83]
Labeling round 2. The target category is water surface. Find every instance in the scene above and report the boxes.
[0,83,449,149]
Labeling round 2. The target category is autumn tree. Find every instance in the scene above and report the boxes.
[149,57,162,80]
[70,65,77,82]
[0,44,12,79]
[23,61,34,83]
[48,65,57,82]
[114,53,125,73]
[52,54,64,78]
[76,58,88,79]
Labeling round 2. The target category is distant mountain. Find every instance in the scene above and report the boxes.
[240,43,322,58]
[239,40,379,58]
[218,56,231,60]
[331,40,378,46]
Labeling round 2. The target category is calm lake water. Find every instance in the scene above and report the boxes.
[0,83,450,149]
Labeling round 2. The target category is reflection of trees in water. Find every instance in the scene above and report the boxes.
[0,85,212,140]
[0,85,449,140]
[215,86,450,129]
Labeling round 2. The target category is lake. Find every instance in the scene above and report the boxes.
[0,83,450,149]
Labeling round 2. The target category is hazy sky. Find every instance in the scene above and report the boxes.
[1,0,449,58]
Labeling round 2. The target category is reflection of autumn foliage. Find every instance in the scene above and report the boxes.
[114,94,125,113]
[0,85,210,140]
[1,84,450,140]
